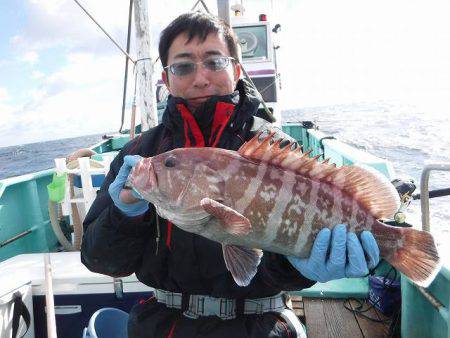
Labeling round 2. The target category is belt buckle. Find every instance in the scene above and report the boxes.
[201,296,234,319]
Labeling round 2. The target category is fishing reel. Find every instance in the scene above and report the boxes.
[389,177,417,226]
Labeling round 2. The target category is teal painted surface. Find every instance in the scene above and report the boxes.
[91,139,114,154]
[401,266,450,338]
[111,137,130,150]
[282,124,303,142]
[0,170,59,261]
[281,124,396,179]
[0,138,122,262]
[91,151,120,162]
[91,137,128,154]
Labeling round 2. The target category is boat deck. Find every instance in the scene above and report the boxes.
[291,296,391,338]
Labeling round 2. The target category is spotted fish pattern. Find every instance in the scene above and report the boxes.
[130,132,441,288]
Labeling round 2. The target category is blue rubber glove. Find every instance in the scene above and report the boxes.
[286,224,380,283]
[108,155,149,217]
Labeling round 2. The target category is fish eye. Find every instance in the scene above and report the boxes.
[164,156,176,168]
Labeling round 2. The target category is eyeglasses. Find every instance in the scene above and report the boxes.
[164,56,235,77]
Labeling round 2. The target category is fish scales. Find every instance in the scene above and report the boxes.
[216,159,366,256]
[129,133,441,288]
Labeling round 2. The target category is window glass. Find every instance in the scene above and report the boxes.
[233,25,268,61]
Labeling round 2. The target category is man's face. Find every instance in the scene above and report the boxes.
[162,32,241,111]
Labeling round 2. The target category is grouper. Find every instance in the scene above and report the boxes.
[126,132,441,287]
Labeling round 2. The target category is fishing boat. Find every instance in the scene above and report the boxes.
[1,1,448,337]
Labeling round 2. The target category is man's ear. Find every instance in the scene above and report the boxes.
[233,62,241,82]
[162,70,170,91]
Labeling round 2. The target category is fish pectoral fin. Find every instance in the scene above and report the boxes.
[200,197,251,236]
[223,244,263,287]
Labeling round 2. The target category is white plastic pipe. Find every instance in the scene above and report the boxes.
[44,254,58,338]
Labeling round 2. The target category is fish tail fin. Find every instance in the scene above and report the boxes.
[373,221,441,287]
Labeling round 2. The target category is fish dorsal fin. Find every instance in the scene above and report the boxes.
[238,132,400,219]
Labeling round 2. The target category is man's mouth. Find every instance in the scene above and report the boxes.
[188,95,214,100]
[187,95,215,105]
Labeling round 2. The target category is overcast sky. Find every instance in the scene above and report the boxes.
[1,0,450,147]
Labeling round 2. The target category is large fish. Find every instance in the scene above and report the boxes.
[127,132,440,287]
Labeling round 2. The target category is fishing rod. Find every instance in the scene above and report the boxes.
[393,178,450,202]
[413,188,450,200]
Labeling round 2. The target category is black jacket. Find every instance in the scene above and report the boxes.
[81,80,314,336]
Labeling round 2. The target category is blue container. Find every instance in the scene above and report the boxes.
[83,308,129,338]
[73,174,105,188]
[33,291,152,338]
[368,276,401,316]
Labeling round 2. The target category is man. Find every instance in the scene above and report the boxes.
[81,12,379,338]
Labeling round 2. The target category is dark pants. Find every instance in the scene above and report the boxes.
[128,298,302,338]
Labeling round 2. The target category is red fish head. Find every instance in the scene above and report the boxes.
[130,148,225,221]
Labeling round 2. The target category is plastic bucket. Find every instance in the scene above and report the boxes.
[82,307,129,338]
[368,276,401,316]
[47,173,67,202]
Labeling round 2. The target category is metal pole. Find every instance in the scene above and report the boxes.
[420,163,450,231]
[72,0,135,63]
[217,0,230,25]
[0,229,33,248]
[120,0,134,133]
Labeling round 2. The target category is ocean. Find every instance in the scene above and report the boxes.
[1,101,449,260]
[0,133,104,180]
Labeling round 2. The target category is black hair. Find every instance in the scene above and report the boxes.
[159,12,239,68]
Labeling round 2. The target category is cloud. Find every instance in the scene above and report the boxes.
[19,51,39,65]
[0,51,141,147]
[12,0,215,59]
[0,91,18,144]
[0,87,10,102]
[10,0,128,56]
[32,71,45,79]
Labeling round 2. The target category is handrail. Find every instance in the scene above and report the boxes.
[420,163,450,231]
[0,229,33,248]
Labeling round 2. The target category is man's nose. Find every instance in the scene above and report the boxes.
[192,65,210,88]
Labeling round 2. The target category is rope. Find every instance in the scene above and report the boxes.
[191,0,211,13]
[257,74,280,96]
[71,0,136,64]
[120,0,134,134]
[48,200,74,251]
[239,62,276,122]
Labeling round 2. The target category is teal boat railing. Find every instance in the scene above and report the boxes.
[0,169,58,261]
[0,136,122,262]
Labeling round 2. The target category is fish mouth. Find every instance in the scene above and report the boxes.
[130,157,159,197]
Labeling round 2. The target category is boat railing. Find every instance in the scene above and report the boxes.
[420,163,450,232]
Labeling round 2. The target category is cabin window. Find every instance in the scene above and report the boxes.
[234,25,268,61]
